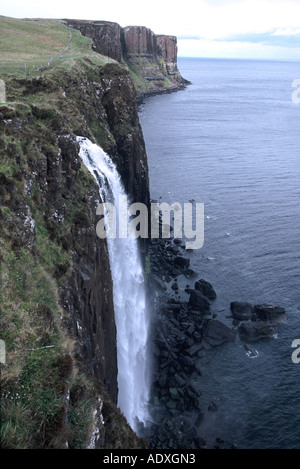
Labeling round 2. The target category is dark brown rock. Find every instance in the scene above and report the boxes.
[201,318,236,348]
[195,279,217,300]
[156,35,180,76]
[66,19,189,101]
[65,20,123,62]
[230,301,253,321]
[188,289,210,314]
[123,25,157,57]
[238,321,275,342]
[253,304,286,323]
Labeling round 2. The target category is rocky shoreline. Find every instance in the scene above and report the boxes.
[142,227,286,449]
[136,80,190,105]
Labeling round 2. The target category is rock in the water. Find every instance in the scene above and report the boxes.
[174,256,190,269]
[195,279,217,300]
[253,304,286,323]
[208,401,218,411]
[187,343,204,357]
[184,268,197,278]
[201,318,236,348]
[188,290,211,314]
[230,301,253,321]
[238,321,275,342]
[194,437,207,449]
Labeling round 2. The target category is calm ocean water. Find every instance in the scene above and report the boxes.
[139,58,300,448]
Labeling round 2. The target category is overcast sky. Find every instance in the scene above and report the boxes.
[2,0,300,59]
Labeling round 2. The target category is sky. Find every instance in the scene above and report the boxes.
[1,0,300,60]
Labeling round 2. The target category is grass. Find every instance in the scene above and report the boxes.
[0,16,115,78]
[0,243,69,448]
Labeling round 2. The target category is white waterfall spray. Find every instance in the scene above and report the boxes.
[77,136,150,432]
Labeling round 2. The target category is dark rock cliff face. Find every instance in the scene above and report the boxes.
[56,136,118,401]
[123,25,158,57]
[65,20,123,62]
[1,54,150,439]
[156,35,180,76]
[98,63,150,207]
[65,20,188,99]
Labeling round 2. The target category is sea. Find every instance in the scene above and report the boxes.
[138,57,300,449]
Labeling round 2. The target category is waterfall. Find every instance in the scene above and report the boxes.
[77,136,150,432]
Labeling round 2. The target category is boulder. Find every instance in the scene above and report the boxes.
[184,268,197,278]
[201,319,236,348]
[195,279,217,300]
[238,321,275,342]
[169,387,180,400]
[174,256,190,269]
[253,304,286,323]
[167,245,180,256]
[230,301,253,321]
[187,343,204,357]
[208,401,218,411]
[188,290,210,314]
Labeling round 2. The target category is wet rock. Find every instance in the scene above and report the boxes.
[184,268,197,278]
[230,301,253,321]
[238,321,275,342]
[174,256,190,269]
[253,304,286,323]
[166,400,177,410]
[169,388,180,400]
[195,279,217,300]
[187,343,204,357]
[195,412,204,427]
[188,381,201,397]
[167,245,180,256]
[188,290,211,314]
[163,302,182,314]
[171,268,181,276]
[208,401,218,411]
[194,437,207,449]
[201,318,236,348]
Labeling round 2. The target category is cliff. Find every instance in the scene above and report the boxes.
[0,17,148,449]
[64,20,189,100]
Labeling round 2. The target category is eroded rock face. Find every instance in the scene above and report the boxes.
[1,58,151,405]
[65,20,123,62]
[238,321,275,342]
[98,63,150,207]
[65,19,188,99]
[156,35,179,75]
[123,26,157,57]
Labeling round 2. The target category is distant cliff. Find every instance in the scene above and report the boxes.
[65,20,189,100]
